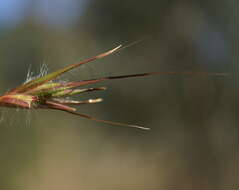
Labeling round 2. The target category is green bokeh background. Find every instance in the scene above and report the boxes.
[0,0,238,189]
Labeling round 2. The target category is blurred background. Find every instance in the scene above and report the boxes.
[0,0,238,189]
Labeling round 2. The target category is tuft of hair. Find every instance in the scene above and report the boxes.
[25,63,49,84]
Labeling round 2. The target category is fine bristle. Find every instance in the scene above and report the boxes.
[64,110,150,130]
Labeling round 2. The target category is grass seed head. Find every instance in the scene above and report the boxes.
[0,45,228,130]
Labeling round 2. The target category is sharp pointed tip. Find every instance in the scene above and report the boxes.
[89,98,103,103]
[109,45,122,53]
[130,125,150,130]
[117,44,123,49]
[96,45,122,59]
[99,87,107,90]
